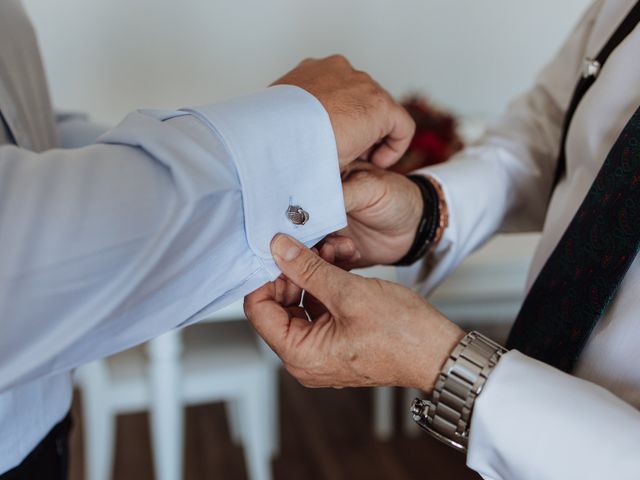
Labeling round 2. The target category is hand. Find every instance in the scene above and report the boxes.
[321,162,425,269]
[272,55,415,170]
[244,234,464,392]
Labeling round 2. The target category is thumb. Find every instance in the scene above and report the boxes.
[271,233,352,311]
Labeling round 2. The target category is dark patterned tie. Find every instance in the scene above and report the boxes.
[506,106,640,372]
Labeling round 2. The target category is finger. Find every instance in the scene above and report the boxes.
[358,146,373,162]
[340,159,371,180]
[302,290,328,320]
[282,276,304,307]
[371,105,415,168]
[322,235,356,263]
[244,283,310,355]
[271,233,355,311]
[319,238,359,271]
[272,275,303,307]
[286,305,309,319]
[318,242,336,264]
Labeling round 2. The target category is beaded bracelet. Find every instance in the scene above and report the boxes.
[394,175,447,266]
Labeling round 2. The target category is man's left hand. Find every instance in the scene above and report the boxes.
[320,161,425,269]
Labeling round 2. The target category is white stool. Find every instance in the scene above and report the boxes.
[76,320,279,480]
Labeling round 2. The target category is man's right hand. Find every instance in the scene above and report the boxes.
[244,234,464,393]
[272,55,415,170]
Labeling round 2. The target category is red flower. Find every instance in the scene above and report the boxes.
[410,131,450,164]
[391,95,464,174]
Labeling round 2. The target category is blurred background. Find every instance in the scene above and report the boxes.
[21,1,591,479]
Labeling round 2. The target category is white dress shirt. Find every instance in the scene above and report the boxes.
[0,1,345,471]
[400,1,640,478]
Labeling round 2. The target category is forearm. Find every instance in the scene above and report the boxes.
[0,86,345,391]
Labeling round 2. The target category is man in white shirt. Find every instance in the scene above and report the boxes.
[245,1,640,479]
[0,1,416,477]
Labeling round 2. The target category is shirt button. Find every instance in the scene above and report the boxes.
[286,205,309,225]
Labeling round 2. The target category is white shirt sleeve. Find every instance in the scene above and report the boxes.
[397,0,604,294]
[0,85,346,392]
[468,351,640,480]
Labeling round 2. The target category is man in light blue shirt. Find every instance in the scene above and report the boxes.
[0,1,415,477]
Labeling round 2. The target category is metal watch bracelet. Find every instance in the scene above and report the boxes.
[410,331,508,452]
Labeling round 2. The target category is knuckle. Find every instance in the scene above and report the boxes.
[327,53,350,66]
[363,81,379,95]
[354,69,372,82]
[364,85,387,108]
[376,87,391,105]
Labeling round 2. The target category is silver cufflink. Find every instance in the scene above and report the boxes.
[286,205,309,225]
[582,57,601,79]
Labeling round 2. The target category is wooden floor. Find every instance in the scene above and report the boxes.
[69,370,480,480]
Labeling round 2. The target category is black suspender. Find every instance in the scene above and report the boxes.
[552,0,640,189]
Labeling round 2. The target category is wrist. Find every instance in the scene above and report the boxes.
[401,177,424,253]
[394,175,444,266]
[403,313,465,394]
[410,331,508,452]
[419,323,466,394]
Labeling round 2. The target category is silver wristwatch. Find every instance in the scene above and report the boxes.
[410,331,508,452]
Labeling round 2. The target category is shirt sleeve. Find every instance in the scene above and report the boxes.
[55,111,109,148]
[0,85,345,392]
[467,351,640,480]
[396,0,604,294]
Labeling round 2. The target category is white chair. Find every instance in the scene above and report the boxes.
[76,319,279,480]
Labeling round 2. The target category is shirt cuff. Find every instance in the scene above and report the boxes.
[467,350,640,480]
[183,85,347,278]
[395,168,456,294]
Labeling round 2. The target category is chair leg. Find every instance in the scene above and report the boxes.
[256,335,280,458]
[225,400,243,445]
[263,365,279,458]
[373,387,394,440]
[77,361,115,480]
[240,376,272,480]
[148,331,184,480]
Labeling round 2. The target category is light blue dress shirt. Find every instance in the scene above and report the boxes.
[0,85,346,471]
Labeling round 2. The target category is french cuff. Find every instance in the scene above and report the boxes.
[467,351,640,480]
[182,85,346,278]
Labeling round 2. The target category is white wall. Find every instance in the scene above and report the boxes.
[23,0,591,125]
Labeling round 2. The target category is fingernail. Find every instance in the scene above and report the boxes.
[271,233,302,262]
